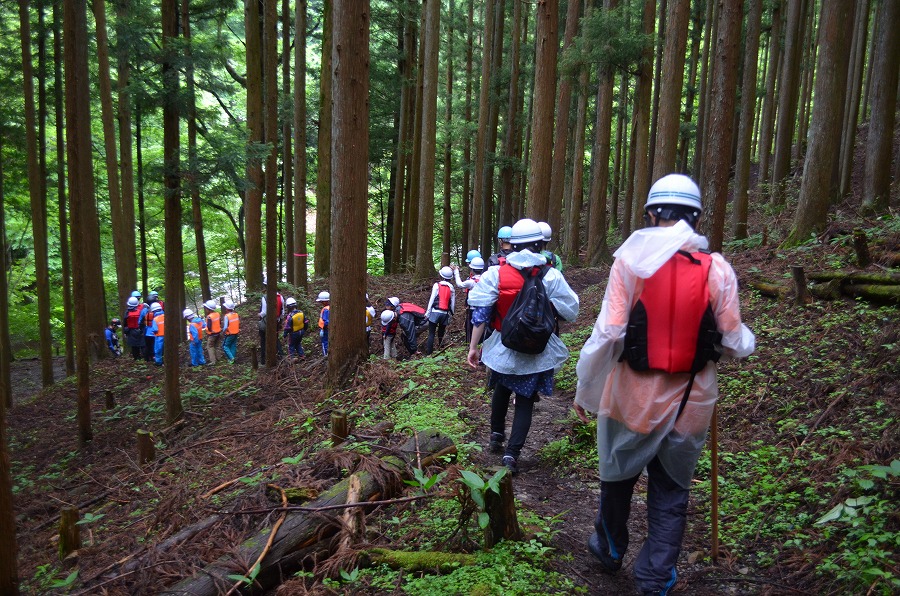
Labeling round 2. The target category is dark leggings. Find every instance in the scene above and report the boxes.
[490,384,536,459]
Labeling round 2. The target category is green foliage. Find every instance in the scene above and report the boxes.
[458,468,508,529]
[404,467,447,493]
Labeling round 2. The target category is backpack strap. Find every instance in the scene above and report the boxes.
[675,371,697,420]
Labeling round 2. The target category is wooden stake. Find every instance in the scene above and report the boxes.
[250,344,259,370]
[104,390,115,410]
[58,507,81,560]
[791,265,809,305]
[331,410,348,446]
[853,228,871,267]
[710,404,720,560]
[484,472,523,548]
[137,429,155,465]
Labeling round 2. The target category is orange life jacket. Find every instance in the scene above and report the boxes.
[224,312,241,335]
[318,305,330,329]
[206,312,222,334]
[152,313,165,336]
[492,264,527,331]
[145,300,164,326]
[190,319,204,341]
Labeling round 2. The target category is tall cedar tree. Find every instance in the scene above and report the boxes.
[692,0,715,183]
[19,0,54,386]
[116,0,138,303]
[264,0,279,367]
[92,0,131,309]
[838,0,870,198]
[315,0,333,277]
[732,0,763,240]
[183,0,211,300]
[441,0,455,267]
[294,0,308,288]
[771,0,804,205]
[246,0,264,290]
[861,0,899,212]
[413,0,440,279]
[460,0,473,253]
[65,0,100,445]
[757,1,782,187]
[479,0,505,253]
[389,5,413,272]
[701,0,742,252]
[406,6,426,264]
[565,0,589,264]
[628,0,655,235]
[651,0,690,182]
[0,175,16,589]
[53,0,74,375]
[547,0,581,237]
[499,0,523,227]
[162,0,183,424]
[327,0,370,390]
[786,0,855,245]
[470,0,495,248]
[527,0,559,221]
[283,0,294,285]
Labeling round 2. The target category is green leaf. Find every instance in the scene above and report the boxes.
[227,573,252,585]
[470,489,485,510]
[815,503,846,525]
[858,479,874,490]
[846,496,874,507]
[478,511,490,529]
[50,570,79,589]
[459,470,486,490]
[891,460,900,475]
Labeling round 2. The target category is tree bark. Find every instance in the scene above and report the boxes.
[264,0,279,367]
[771,0,804,205]
[0,140,12,407]
[479,0,505,252]
[314,0,333,277]
[471,0,495,250]
[461,0,474,254]
[294,0,308,289]
[162,0,183,425]
[794,0,817,163]
[677,0,703,173]
[390,4,413,273]
[246,0,264,289]
[116,0,137,303]
[757,1,782,188]
[648,0,667,175]
[692,0,716,181]
[19,0,54,386]
[628,0,655,236]
[499,0,523,230]
[838,0,870,198]
[326,0,370,390]
[526,0,559,221]
[282,0,294,285]
[651,0,690,182]
[785,0,855,245]
[564,9,589,264]
[731,0,763,240]
[0,191,16,590]
[701,0,743,253]
[405,7,425,265]
[414,0,441,279]
[440,0,455,268]
[861,0,899,213]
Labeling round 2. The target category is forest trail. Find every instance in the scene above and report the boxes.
[8,356,68,406]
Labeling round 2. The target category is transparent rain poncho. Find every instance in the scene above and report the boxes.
[575,221,755,488]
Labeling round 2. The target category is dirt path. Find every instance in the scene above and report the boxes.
[8,356,69,405]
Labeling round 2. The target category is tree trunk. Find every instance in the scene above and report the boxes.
[389,5,413,273]
[162,0,183,425]
[757,1,782,188]
[794,0,817,163]
[294,0,308,289]
[731,0,763,240]
[628,0,655,235]
[526,0,559,221]
[182,0,211,302]
[701,0,743,253]
[313,0,333,277]
[648,0,667,175]
[785,0,855,245]
[19,0,54,386]
[0,137,13,403]
[677,0,702,173]
[499,0,523,230]
[116,0,137,303]
[651,0,690,182]
[0,186,17,591]
[861,0,899,213]
[264,0,279,367]
[612,70,628,226]
[471,0,495,250]
[564,0,590,264]
[548,0,581,237]
[461,0,474,254]
[479,0,505,253]
[136,106,149,295]
[281,0,294,285]
[692,0,715,180]
[326,0,370,391]
[246,0,264,289]
[838,0,870,198]
[414,0,441,279]
[405,7,425,266]
[771,0,804,205]
[441,0,455,268]
[65,0,99,445]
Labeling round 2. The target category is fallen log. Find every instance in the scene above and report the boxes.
[359,547,476,573]
[748,280,790,298]
[843,283,900,305]
[807,271,900,285]
[161,429,455,596]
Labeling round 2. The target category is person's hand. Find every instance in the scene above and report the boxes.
[467,346,481,368]
[573,403,590,424]
[451,264,458,271]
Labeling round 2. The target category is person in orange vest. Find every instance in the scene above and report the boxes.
[316,291,330,357]
[184,308,206,367]
[283,297,306,358]
[203,300,222,364]
[424,267,456,354]
[148,302,165,366]
[222,300,240,363]
[573,174,755,594]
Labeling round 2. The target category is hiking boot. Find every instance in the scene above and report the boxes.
[489,432,504,453]
[587,531,622,574]
[502,455,518,474]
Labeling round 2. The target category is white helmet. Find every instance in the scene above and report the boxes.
[285,297,297,308]
[538,221,552,242]
[127,297,139,307]
[150,302,163,313]
[387,297,400,308]
[380,310,395,325]
[316,291,330,302]
[509,218,544,246]
[646,174,702,211]
[470,257,485,270]
[203,299,217,310]
[183,308,195,320]
[223,300,235,310]
[439,266,453,280]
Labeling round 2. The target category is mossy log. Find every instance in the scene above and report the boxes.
[843,284,900,305]
[266,485,319,504]
[749,280,790,298]
[162,429,455,596]
[360,547,476,573]
[807,271,900,285]
[808,279,842,300]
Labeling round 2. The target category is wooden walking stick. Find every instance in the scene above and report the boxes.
[710,403,719,560]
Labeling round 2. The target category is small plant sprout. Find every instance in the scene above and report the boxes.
[404,467,447,493]
[281,450,306,465]
[458,468,508,529]
[76,512,105,525]
[227,562,261,586]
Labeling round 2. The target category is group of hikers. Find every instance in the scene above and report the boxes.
[104,174,753,596]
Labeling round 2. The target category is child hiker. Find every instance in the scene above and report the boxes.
[184,308,206,367]
[222,300,240,363]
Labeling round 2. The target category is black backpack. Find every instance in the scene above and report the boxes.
[500,265,557,355]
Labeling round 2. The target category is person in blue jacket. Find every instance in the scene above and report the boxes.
[184,308,207,367]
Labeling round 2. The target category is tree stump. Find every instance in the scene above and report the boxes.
[104,390,116,410]
[853,228,871,267]
[137,430,155,465]
[331,409,348,446]
[58,507,81,560]
[484,472,523,548]
[791,265,810,305]
[251,345,259,370]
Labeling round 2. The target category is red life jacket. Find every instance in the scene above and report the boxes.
[276,294,284,318]
[145,301,164,326]
[491,264,532,331]
[125,308,143,330]
[433,282,453,311]
[399,302,425,316]
[622,250,721,374]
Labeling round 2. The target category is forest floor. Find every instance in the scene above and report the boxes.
[6,189,900,595]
